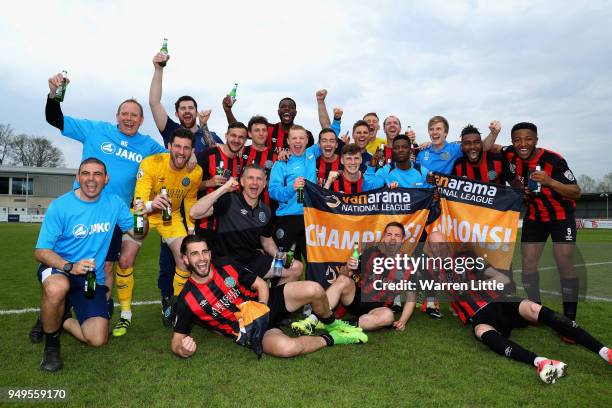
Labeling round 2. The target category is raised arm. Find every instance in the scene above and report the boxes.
[149,53,170,132]
[482,120,502,153]
[222,95,238,124]
[316,89,331,129]
[189,177,238,220]
[45,73,68,131]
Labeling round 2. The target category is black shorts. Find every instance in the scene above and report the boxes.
[267,284,289,329]
[345,285,387,317]
[274,215,306,261]
[521,218,577,243]
[238,253,274,279]
[471,296,529,338]
[105,225,122,262]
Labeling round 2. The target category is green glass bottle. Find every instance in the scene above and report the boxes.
[84,266,96,299]
[350,243,361,284]
[159,38,169,67]
[228,83,238,102]
[54,70,68,102]
[161,186,172,222]
[134,197,144,235]
[283,243,295,268]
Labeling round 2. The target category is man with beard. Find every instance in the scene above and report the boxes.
[324,143,377,194]
[189,165,302,285]
[149,51,223,153]
[483,122,582,327]
[35,158,147,371]
[171,235,367,359]
[196,122,248,242]
[112,129,202,336]
[223,96,315,152]
[34,73,166,343]
[292,222,417,334]
[316,128,342,186]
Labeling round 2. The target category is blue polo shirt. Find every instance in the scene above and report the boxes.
[364,163,431,189]
[416,141,462,174]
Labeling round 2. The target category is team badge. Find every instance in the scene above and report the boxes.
[224,276,236,288]
[243,154,248,160]
[258,211,267,223]
[265,160,273,169]
[182,177,190,187]
[564,170,575,181]
[100,142,115,154]
[441,152,450,161]
[72,224,88,239]
[158,177,165,183]
[487,170,497,180]
[136,170,144,180]
[276,228,285,239]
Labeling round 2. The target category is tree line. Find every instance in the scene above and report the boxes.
[0,123,64,167]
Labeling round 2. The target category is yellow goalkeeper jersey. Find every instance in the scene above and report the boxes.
[134,153,202,229]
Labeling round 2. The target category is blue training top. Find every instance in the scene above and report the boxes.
[416,141,462,174]
[364,162,431,189]
[36,189,133,284]
[62,116,166,206]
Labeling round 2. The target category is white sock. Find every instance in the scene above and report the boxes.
[426,297,436,308]
[307,314,319,325]
[599,347,610,362]
[534,357,547,367]
[120,310,132,321]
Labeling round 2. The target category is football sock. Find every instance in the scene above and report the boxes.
[115,265,134,313]
[318,313,335,325]
[480,330,537,366]
[521,272,541,304]
[560,277,579,320]
[44,329,61,349]
[173,267,191,297]
[538,306,604,353]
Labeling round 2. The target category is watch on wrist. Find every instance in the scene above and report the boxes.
[63,262,74,273]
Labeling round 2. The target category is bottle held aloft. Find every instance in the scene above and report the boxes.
[159,38,169,67]
[54,70,68,102]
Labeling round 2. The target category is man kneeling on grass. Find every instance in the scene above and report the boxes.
[171,235,367,359]
[425,243,612,384]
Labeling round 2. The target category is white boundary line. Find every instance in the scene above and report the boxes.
[0,300,159,316]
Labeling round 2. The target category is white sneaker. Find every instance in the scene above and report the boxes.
[536,359,567,384]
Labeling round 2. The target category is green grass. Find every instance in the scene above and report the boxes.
[0,224,611,407]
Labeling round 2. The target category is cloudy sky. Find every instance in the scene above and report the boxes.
[1,0,611,178]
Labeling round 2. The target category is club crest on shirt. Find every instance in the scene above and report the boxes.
[158,177,165,183]
[100,142,116,154]
[564,170,575,181]
[258,211,267,223]
[265,160,273,169]
[487,170,497,180]
[276,228,285,239]
[441,152,450,161]
[224,276,236,288]
[136,170,144,180]
[182,177,190,187]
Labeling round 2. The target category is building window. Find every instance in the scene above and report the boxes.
[11,178,33,195]
[0,177,8,194]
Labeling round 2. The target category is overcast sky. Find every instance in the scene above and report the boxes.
[1,0,611,177]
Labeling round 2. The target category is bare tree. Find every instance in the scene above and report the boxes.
[0,123,14,165]
[10,134,64,167]
[595,172,612,193]
[577,174,596,193]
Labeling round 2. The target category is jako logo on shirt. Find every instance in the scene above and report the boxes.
[72,222,111,239]
[100,142,143,163]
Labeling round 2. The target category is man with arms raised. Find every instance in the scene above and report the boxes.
[190,165,302,285]
[171,235,367,359]
[35,158,147,371]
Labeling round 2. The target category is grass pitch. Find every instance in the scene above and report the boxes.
[0,223,611,407]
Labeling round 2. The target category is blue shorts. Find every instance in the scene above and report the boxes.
[37,264,110,324]
[105,225,123,262]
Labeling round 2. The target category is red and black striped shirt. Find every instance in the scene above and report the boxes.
[452,151,515,185]
[502,146,577,221]
[316,156,342,187]
[196,146,243,230]
[360,246,414,305]
[329,174,365,194]
[173,259,257,338]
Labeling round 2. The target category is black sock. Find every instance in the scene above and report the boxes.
[44,329,61,349]
[318,314,335,325]
[538,306,603,353]
[480,330,536,366]
[560,277,579,320]
[320,333,334,346]
[521,272,541,303]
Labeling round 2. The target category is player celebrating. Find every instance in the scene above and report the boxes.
[171,235,367,359]
[316,128,342,186]
[324,143,377,193]
[35,158,147,372]
[113,128,202,335]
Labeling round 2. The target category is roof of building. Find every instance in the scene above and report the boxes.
[0,165,77,176]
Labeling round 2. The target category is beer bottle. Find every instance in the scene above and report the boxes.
[296,186,304,203]
[161,186,172,222]
[350,243,361,284]
[528,164,542,193]
[216,161,225,176]
[228,83,238,103]
[84,265,96,299]
[159,38,169,67]
[134,197,144,236]
[377,143,386,169]
[283,243,295,268]
[54,70,68,102]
